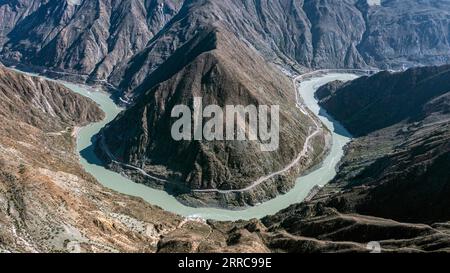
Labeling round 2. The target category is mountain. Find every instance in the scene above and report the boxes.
[2,0,450,95]
[97,26,329,208]
[316,65,450,224]
[96,0,450,98]
[0,66,104,129]
[317,65,450,136]
[0,0,182,81]
[0,0,43,46]
[108,0,368,97]
[111,0,450,98]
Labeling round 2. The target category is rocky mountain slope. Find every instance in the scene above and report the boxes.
[0,68,104,131]
[110,0,450,98]
[0,66,201,252]
[0,66,265,253]
[317,65,450,136]
[2,0,450,96]
[97,26,328,208]
[316,65,450,224]
[0,0,182,82]
[108,0,368,96]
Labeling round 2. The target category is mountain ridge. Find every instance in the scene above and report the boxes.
[2,0,450,97]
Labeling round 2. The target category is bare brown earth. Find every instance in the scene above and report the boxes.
[0,66,188,252]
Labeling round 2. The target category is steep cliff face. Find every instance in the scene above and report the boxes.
[0,0,182,81]
[99,27,328,208]
[316,65,450,224]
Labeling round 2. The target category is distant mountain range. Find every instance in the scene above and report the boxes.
[0,0,182,82]
[2,0,450,96]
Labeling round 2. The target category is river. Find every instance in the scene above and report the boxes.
[9,67,357,221]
